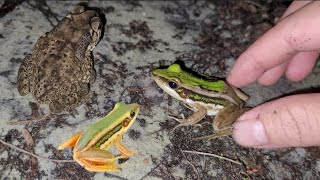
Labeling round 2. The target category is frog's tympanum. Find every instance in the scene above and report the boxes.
[152,64,250,139]
[58,102,139,172]
[17,4,102,113]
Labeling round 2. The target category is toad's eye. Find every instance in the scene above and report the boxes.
[130,111,135,118]
[168,81,178,89]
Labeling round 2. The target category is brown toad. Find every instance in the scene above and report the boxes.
[17,4,102,113]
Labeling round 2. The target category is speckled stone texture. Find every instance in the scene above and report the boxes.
[0,0,320,179]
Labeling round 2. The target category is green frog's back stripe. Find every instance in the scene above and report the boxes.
[94,123,122,148]
[179,88,227,106]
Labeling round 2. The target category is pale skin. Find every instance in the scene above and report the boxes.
[228,1,320,148]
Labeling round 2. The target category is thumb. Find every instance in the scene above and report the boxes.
[233,94,320,148]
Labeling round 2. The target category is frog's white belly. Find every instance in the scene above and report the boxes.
[185,99,224,116]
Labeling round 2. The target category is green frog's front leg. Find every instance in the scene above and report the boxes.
[194,105,250,140]
[170,103,207,131]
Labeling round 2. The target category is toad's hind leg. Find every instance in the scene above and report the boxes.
[17,55,34,96]
[193,106,250,140]
[49,85,91,113]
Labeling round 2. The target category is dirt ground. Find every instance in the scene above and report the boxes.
[0,0,320,179]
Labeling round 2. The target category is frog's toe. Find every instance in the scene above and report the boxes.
[168,113,185,122]
[84,164,122,172]
[116,150,137,159]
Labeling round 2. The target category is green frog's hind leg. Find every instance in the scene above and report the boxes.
[193,106,250,140]
[75,148,122,172]
[49,85,92,113]
[58,131,83,150]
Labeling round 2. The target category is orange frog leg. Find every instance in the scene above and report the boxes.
[115,135,137,160]
[58,131,83,150]
[74,148,122,172]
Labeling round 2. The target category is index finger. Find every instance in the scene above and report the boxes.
[227,1,320,87]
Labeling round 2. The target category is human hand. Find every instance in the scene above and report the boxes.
[227,1,320,148]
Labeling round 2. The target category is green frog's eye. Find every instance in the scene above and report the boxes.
[130,110,136,118]
[168,81,178,89]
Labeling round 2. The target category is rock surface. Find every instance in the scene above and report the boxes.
[0,0,319,179]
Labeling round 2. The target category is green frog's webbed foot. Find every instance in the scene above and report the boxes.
[168,104,207,132]
[168,114,202,132]
[168,113,186,123]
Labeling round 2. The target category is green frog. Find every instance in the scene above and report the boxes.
[58,102,139,172]
[151,64,250,139]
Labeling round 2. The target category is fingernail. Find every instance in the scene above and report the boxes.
[233,119,269,147]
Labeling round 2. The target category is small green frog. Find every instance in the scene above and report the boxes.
[151,64,250,139]
[58,102,139,172]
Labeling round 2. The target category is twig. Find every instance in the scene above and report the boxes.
[0,139,74,163]
[140,162,160,180]
[8,113,51,125]
[126,85,153,92]
[182,150,242,165]
[179,148,200,179]
[245,0,265,9]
